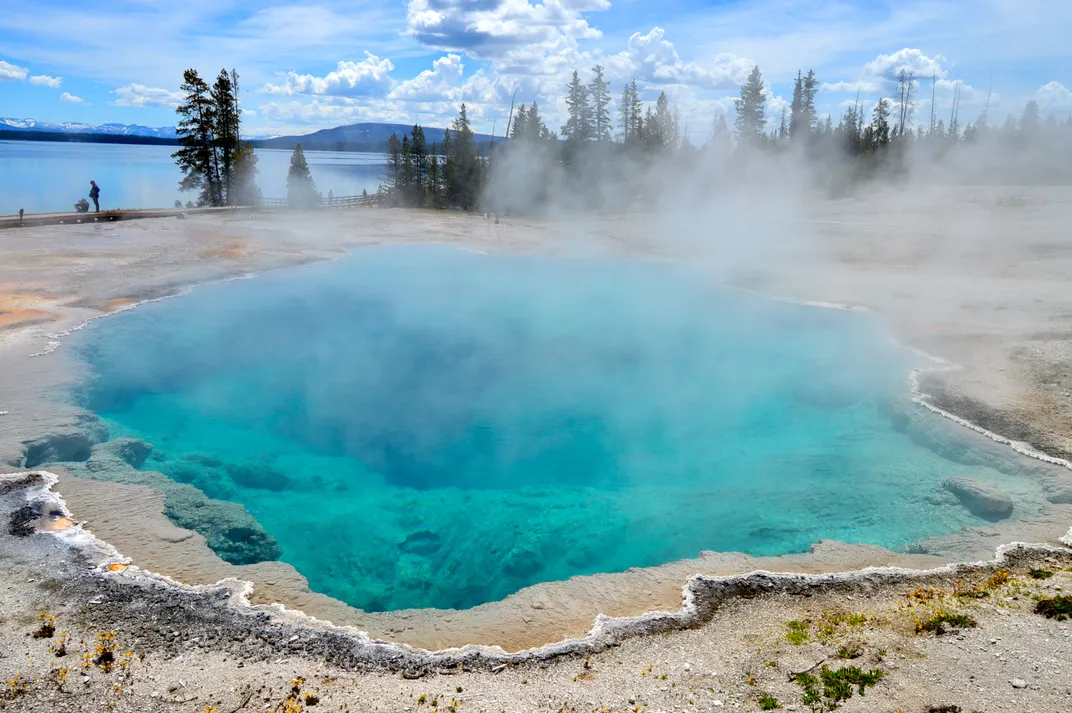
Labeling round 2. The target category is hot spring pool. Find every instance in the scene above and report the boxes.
[71,246,1047,611]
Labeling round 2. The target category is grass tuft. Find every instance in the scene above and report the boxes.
[792,665,884,712]
[1034,595,1072,621]
[757,693,782,710]
[914,610,977,635]
[835,642,863,660]
[785,620,810,645]
[1029,569,1054,580]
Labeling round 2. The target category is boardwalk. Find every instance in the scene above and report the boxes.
[1,194,381,230]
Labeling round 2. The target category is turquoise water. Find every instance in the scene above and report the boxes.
[73,246,1042,611]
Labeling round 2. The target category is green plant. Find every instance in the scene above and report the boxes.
[49,632,69,656]
[2,675,32,701]
[914,610,977,635]
[94,631,117,672]
[33,612,56,638]
[786,620,810,645]
[1035,595,1072,621]
[985,569,1011,590]
[1029,569,1054,580]
[792,666,884,712]
[757,693,782,710]
[835,643,862,660]
[952,579,989,599]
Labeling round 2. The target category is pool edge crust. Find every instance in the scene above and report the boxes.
[5,470,1072,669]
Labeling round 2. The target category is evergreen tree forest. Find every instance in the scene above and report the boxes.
[173,68,260,207]
[377,62,1070,215]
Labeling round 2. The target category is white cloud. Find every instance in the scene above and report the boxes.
[862,48,947,81]
[389,54,504,107]
[0,60,29,82]
[29,74,62,87]
[59,92,84,103]
[822,80,880,94]
[606,28,752,91]
[768,94,789,117]
[1035,81,1072,114]
[390,54,465,101]
[262,53,396,97]
[823,48,948,95]
[112,83,183,108]
[407,0,609,72]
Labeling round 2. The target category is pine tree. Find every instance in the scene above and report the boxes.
[650,91,676,150]
[211,69,239,204]
[511,104,528,140]
[617,84,634,143]
[383,133,402,198]
[1021,100,1040,138]
[630,80,644,142]
[778,108,789,141]
[801,70,819,136]
[789,71,804,139]
[232,141,259,206]
[528,103,549,141]
[870,98,891,147]
[734,66,767,145]
[401,134,413,201]
[709,115,732,152]
[173,69,219,206]
[427,142,442,208]
[445,104,481,210]
[287,144,317,208]
[410,125,428,206]
[589,65,612,141]
[562,70,594,144]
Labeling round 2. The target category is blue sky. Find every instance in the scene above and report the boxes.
[1,0,1070,139]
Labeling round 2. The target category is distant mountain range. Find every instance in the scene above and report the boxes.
[0,117,180,139]
[254,123,499,151]
[0,118,499,151]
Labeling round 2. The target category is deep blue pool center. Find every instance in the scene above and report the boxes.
[74,246,1044,611]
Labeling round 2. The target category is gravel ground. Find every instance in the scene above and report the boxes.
[3,187,1072,711]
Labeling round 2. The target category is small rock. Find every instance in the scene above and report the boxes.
[683,662,692,671]
[713,702,724,708]
[1011,678,1028,689]
[88,596,104,604]
[943,477,1014,519]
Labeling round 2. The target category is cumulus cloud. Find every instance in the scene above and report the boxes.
[862,48,947,81]
[389,54,503,107]
[606,28,752,90]
[0,60,29,82]
[29,74,62,87]
[60,92,83,103]
[262,53,396,97]
[112,83,183,108]
[1035,81,1072,114]
[823,48,948,94]
[406,0,608,65]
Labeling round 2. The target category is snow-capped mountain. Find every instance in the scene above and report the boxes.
[0,118,178,139]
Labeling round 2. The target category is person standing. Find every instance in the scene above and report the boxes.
[89,180,100,212]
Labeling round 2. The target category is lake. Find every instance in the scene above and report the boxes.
[0,140,385,214]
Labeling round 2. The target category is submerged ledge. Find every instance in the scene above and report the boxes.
[4,470,1072,667]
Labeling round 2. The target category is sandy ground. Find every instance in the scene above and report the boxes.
[3,187,1072,710]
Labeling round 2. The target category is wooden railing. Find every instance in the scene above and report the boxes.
[260,194,381,209]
